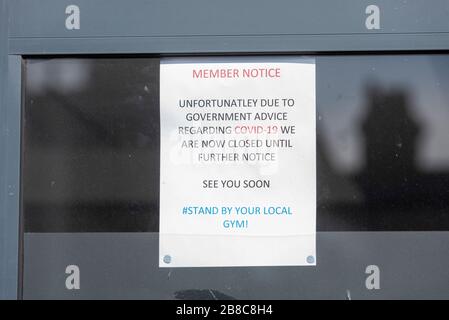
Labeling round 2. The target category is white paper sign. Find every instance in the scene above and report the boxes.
[160,57,316,267]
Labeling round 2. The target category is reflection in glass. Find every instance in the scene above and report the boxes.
[23,55,449,232]
[23,58,160,232]
[317,55,449,230]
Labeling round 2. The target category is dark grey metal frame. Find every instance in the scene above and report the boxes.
[1,0,21,300]
[1,0,449,299]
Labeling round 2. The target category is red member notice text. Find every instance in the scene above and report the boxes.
[193,67,281,79]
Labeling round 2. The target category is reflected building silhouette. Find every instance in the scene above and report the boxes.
[358,85,420,206]
[319,82,449,231]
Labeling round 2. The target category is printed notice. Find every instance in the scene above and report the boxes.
[159,57,316,267]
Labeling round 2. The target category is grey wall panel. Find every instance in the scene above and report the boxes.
[3,56,21,300]
[22,232,449,299]
[1,1,21,300]
[7,0,449,54]
[8,0,449,37]
[0,55,21,300]
[0,0,11,300]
